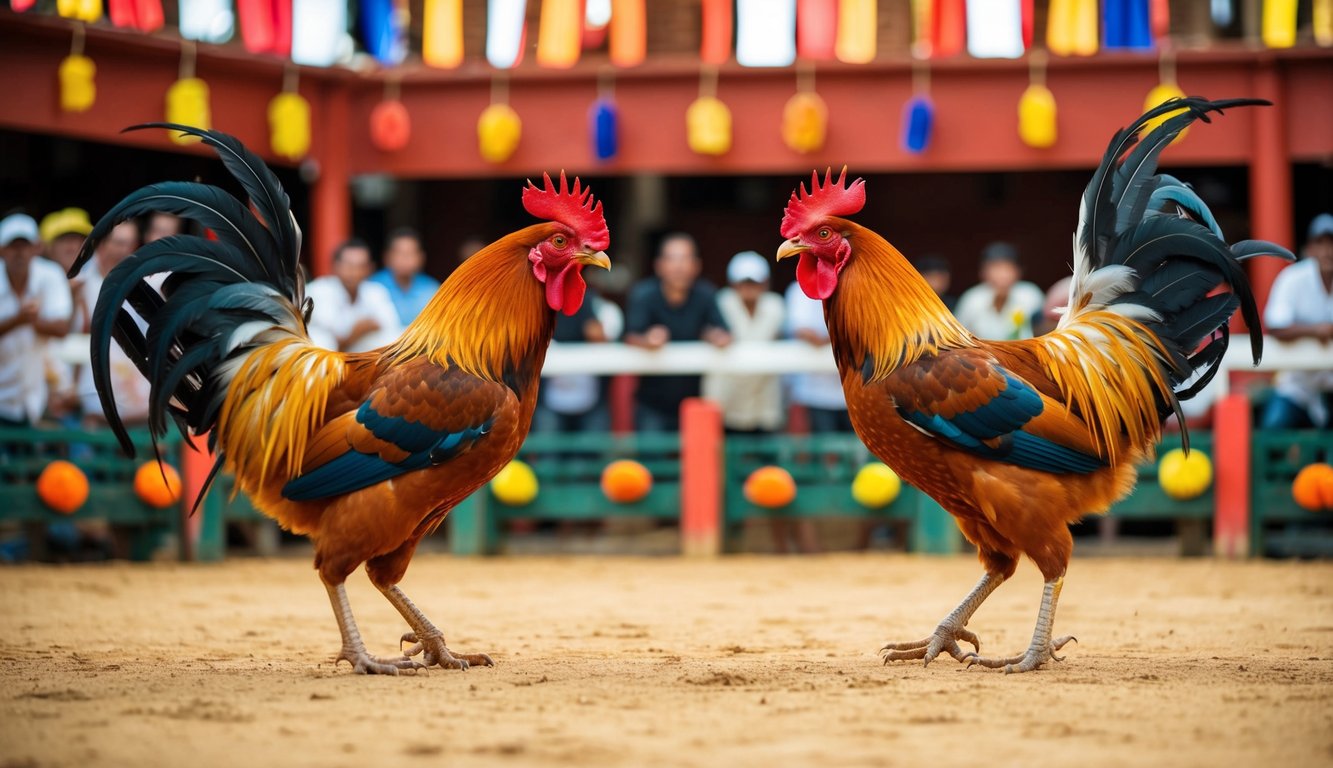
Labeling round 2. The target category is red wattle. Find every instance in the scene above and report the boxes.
[796,252,837,300]
[545,263,587,316]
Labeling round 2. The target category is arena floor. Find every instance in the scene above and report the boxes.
[2,554,1330,767]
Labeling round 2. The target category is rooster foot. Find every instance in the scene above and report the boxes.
[400,631,495,671]
[335,646,425,676]
[963,635,1077,674]
[880,621,981,666]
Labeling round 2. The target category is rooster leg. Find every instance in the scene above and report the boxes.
[963,576,1076,674]
[881,571,1002,666]
[379,585,495,671]
[324,581,424,675]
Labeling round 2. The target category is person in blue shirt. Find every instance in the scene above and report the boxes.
[369,227,440,326]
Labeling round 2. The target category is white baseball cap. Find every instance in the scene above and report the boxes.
[0,214,40,247]
[1309,213,1333,241]
[727,250,770,284]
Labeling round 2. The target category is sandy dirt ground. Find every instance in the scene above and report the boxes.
[2,553,1331,768]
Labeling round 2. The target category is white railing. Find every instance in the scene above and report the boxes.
[59,334,1331,387]
[543,337,1333,389]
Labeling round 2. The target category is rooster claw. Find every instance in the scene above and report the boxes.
[962,635,1077,674]
[400,631,494,671]
[335,647,425,676]
[880,622,981,667]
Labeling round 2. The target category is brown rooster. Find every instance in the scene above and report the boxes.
[73,125,610,674]
[775,99,1292,672]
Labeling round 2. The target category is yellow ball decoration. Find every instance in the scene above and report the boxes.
[59,54,96,113]
[268,91,311,161]
[686,96,732,156]
[478,103,522,164]
[490,460,538,506]
[852,462,901,509]
[1142,82,1189,144]
[782,91,828,154]
[1158,448,1212,501]
[1018,84,1057,149]
[165,77,212,144]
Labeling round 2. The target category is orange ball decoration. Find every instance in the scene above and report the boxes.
[601,460,652,504]
[1292,463,1333,512]
[744,466,797,509]
[36,460,89,515]
[134,462,183,509]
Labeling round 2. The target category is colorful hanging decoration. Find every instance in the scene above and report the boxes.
[1316,0,1333,46]
[370,78,410,152]
[700,0,733,64]
[836,0,877,63]
[1262,0,1298,48]
[687,68,731,156]
[1150,0,1170,40]
[737,0,796,67]
[238,0,292,56]
[268,67,311,161]
[11,0,37,10]
[929,0,966,58]
[1141,50,1188,143]
[797,0,837,61]
[361,0,405,65]
[966,0,1024,58]
[487,0,527,68]
[166,42,211,144]
[538,0,582,68]
[108,0,164,31]
[782,68,827,154]
[1018,51,1056,148]
[584,0,610,48]
[1047,0,1097,56]
[179,0,236,44]
[423,0,464,68]
[901,60,934,154]
[57,0,102,21]
[290,0,345,66]
[590,100,618,161]
[910,0,933,57]
[478,76,521,163]
[1210,0,1232,28]
[610,0,646,67]
[1104,0,1153,50]
[58,24,96,113]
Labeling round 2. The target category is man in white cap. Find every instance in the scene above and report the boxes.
[0,214,72,425]
[703,251,786,434]
[1262,213,1333,428]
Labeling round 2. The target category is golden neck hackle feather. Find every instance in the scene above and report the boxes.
[390,223,555,380]
[825,219,974,379]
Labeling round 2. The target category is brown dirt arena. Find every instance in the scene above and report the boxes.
[2,554,1331,767]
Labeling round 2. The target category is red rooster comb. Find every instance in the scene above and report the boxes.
[522,171,610,250]
[780,167,866,239]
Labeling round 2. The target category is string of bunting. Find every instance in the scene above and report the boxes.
[17,0,1331,164]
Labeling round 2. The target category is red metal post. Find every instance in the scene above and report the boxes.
[680,397,722,556]
[310,83,351,277]
[1247,61,1293,319]
[1212,393,1252,558]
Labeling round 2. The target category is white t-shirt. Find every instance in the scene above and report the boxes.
[305,276,403,353]
[953,280,1046,340]
[1264,257,1333,425]
[703,288,787,431]
[74,257,154,423]
[784,282,846,411]
[0,259,73,422]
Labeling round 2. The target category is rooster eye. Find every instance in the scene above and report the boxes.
[818,228,831,240]
[552,235,568,248]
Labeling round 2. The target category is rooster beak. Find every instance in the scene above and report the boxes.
[574,250,611,270]
[776,239,809,262]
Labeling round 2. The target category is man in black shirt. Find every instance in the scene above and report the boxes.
[624,232,731,431]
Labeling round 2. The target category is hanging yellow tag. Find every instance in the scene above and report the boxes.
[1262,0,1298,48]
[268,91,311,161]
[478,103,522,163]
[423,0,464,68]
[1018,84,1057,148]
[782,91,827,154]
[57,0,102,22]
[1142,81,1189,143]
[686,96,732,156]
[165,78,211,143]
[59,54,96,112]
